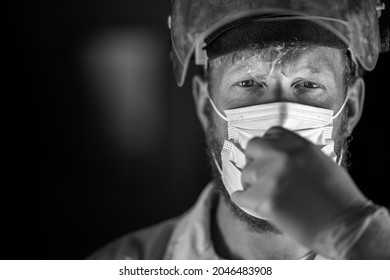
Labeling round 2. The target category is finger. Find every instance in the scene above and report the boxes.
[262,126,291,139]
[245,134,287,162]
[231,187,271,216]
[232,165,276,216]
[264,126,312,147]
[263,126,309,145]
[242,153,284,192]
[245,127,290,160]
[241,157,269,188]
[245,137,272,162]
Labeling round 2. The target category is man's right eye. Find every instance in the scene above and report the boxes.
[237,80,255,87]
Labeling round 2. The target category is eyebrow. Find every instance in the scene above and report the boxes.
[292,66,334,80]
[225,63,335,85]
[286,49,339,79]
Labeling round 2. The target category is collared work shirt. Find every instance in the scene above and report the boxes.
[89,182,327,260]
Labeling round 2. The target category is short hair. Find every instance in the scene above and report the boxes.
[343,49,363,91]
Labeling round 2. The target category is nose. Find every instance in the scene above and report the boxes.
[259,76,297,104]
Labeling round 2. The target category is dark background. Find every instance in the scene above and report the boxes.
[6,0,390,259]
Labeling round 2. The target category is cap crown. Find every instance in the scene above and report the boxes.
[170,0,380,86]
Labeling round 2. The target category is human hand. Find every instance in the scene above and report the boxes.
[231,126,369,254]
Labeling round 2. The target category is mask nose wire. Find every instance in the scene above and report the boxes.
[332,92,350,120]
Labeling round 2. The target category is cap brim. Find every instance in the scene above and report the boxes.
[205,18,348,60]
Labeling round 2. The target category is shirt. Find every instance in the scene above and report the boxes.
[89,182,330,260]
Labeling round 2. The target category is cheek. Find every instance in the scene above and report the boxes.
[212,112,229,143]
[330,89,348,139]
[205,101,228,145]
[331,110,349,146]
[208,87,230,143]
[331,96,349,140]
[332,114,343,137]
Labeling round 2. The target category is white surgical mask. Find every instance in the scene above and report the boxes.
[205,86,349,220]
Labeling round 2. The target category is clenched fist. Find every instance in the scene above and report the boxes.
[231,126,370,257]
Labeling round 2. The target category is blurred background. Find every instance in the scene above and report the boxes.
[6,0,390,259]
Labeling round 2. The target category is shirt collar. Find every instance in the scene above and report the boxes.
[163,181,328,260]
[164,182,219,259]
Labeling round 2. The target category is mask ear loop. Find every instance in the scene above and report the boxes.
[337,147,344,166]
[332,92,350,120]
[208,96,228,121]
[192,75,228,121]
[332,92,350,166]
[211,150,223,175]
[193,76,227,174]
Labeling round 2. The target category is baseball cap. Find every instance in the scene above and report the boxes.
[170,0,381,86]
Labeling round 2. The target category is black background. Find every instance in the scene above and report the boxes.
[6,0,390,259]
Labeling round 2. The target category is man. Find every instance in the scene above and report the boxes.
[90,0,390,259]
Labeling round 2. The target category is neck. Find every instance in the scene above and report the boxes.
[211,197,310,260]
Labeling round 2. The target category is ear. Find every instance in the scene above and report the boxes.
[192,75,210,131]
[346,77,365,134]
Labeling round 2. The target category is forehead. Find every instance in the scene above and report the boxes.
[208,46,344,78]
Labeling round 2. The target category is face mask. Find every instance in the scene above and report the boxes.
[205,87,349,220]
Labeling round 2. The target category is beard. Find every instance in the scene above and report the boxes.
[204,103,352,234]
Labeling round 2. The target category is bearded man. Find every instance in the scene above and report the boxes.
[89,0,390,260]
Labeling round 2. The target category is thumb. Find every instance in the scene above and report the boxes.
[231,187,272,217]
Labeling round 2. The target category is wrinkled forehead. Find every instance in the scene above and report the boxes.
[208,45,342,77]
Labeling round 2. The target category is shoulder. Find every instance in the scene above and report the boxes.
[88,217,179,260]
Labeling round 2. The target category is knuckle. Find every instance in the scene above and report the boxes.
[265,126,287,135]
[290,139,313,159]
[241,164,259,186]
[245,137,268,158]
[277,152,291,167]
[246,137,263,149]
